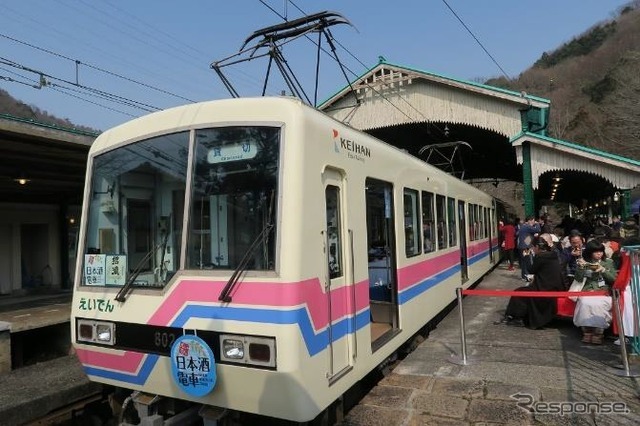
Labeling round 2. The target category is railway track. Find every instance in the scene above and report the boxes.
[26,390,108,426]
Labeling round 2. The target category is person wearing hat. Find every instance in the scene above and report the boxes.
[496,234,564,329]
[516,215,541,282]
[573,240,618,344]
[560,230,585,287]
[619,217,639,239]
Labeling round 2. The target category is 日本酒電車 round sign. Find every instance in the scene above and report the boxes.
[170,334,216,396]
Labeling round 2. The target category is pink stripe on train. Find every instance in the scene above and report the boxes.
[76,348,145,373]
[148,278,372,331]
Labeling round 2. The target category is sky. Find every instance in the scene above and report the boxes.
[0,0,633,131]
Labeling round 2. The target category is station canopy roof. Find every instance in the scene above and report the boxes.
[0,115,96,205]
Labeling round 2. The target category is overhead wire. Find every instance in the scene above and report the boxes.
[0,33,196,103]
[48,84,138,118]
[1,1,342,124]
[280,0,369,69]
[258,0,448,138]
[58,0,271,98]
[0,64,136,118]
[51,0,212,96]
[271,0,514,137]
[0,65,40,88]
[0,1,240,124]
[1,3,161,83]
[101,0,210,62]
[440,0,510,80]
[2,1,215,103]
[95,0,269,95]
[0,56,161,112]
[1,1,510,135]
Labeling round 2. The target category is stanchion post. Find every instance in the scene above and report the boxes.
[609,288,640,377]
[449,287,475,366]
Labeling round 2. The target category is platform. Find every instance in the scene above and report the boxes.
[0,355,100,426]
[343,264,640,425]
[0,292,72,372]
[0,292,102,425]
[0,300,70,333]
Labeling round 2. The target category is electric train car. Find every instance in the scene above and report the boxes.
[71,96,500,424]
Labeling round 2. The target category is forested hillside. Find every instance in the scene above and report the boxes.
[486,2,640,160]
[0,88,98,133]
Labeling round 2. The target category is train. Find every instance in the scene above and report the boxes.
[71,96,501,424]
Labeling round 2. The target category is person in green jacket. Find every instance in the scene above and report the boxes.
[573,240,617,344]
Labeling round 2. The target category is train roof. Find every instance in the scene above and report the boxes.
[89,96,493,202]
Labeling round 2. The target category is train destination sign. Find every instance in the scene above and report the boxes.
[207,140,258,164]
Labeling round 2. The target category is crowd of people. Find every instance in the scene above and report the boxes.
[495,213,640,345]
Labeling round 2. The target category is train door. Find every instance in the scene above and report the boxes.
[458,200,469,283]
[488,204,496,264]
[322,169,352,381]
[365,178,398,349]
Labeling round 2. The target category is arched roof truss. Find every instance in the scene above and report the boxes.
[319,61,550,140]
[511,132,640,190]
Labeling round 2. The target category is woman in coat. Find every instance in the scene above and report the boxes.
[497,234,565,329]
[499,219,517,271]
[573,240,617,344]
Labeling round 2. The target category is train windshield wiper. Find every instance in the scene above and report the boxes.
[114,231,169,303]
[218,222,273,303]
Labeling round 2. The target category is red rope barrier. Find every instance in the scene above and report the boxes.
[461,289,608,298]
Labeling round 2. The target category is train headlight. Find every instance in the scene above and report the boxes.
[96,324,114,344]
[76,319,116,346]
[219,334,276,368]
[222,339,244,359]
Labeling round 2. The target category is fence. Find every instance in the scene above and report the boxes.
[627,246,640,354]
[451,247,640,377]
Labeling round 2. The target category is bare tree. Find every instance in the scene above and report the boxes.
[601,51,640,159]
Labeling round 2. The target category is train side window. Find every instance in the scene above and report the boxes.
[436,195,447,250]
[325,185,343,279]
[481,207,487,238]
[473,204,480,240]
[448,197,457,246]
[486,207,491,238]
[403,188,421,257]
[421,191,435,253]
[468,203,475,241]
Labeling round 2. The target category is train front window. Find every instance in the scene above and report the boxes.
[82,132,189,288]
[187,127,279,270]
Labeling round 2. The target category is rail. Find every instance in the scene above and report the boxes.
[25,390,105,425]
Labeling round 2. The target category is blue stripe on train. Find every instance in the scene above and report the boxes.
[85,250,491,384]
[84,354,158,385]
[468,247,491,265]
[398,264,461,304]
[172,306,371,357]
[85,309,370,384]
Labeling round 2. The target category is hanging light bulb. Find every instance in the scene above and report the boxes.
[13,173,30,185]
